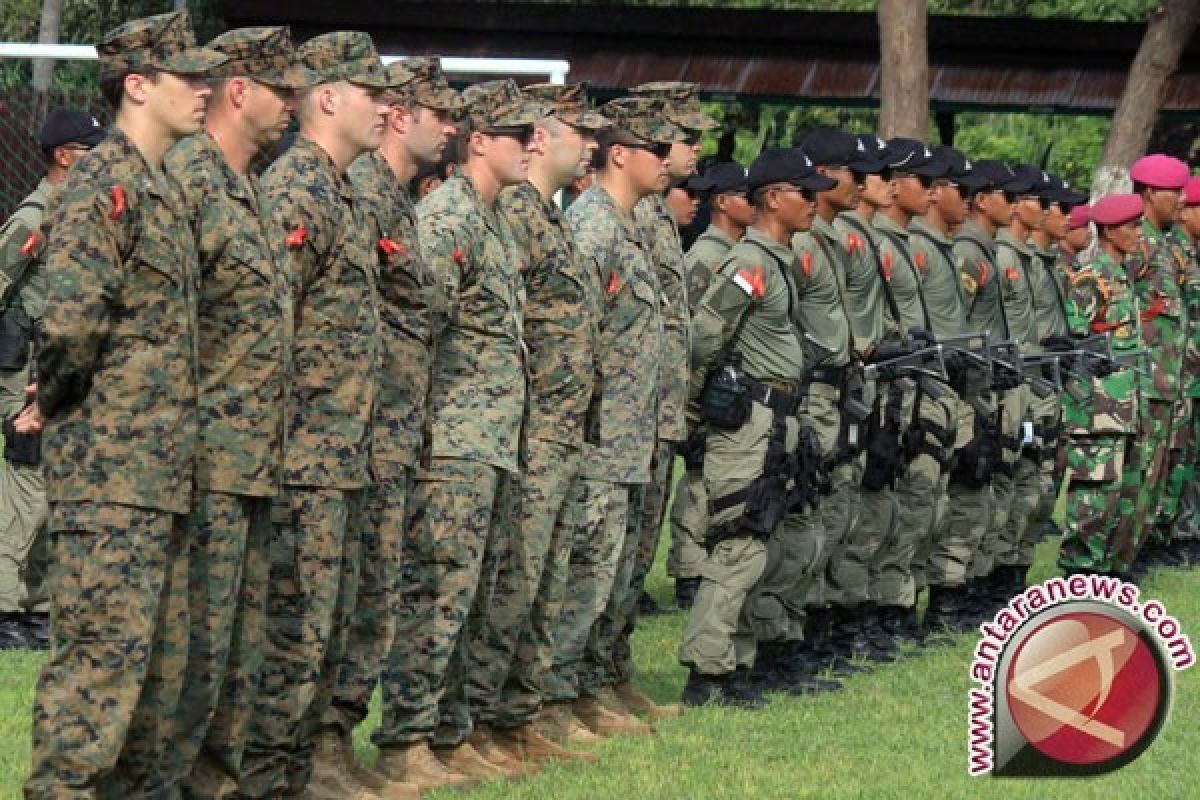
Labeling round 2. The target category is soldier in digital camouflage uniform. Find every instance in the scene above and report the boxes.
[539,97,673,737]
[683,147,838,705]
[371,79,542,792]
[19,11,226,799]
[460,82,609,766]
[669,161,752,608]
[324,58,460,798]
[237,31,387,800]
[1127,155,1189,569]
[1057,194,1147,576]
[0,110,102,652]
[1171,178,1200,560]
[160,26,307,798]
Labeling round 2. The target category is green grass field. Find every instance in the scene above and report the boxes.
[1,538,1195,799]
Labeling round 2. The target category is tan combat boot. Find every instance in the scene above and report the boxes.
[434,739,514,781]
[532,703,602,745]
[613,681,685,719]
[375,742,477,793]
[308,730,380,799]
[492,722,600,764]
[572,694,655,736]
[468,725,541,777]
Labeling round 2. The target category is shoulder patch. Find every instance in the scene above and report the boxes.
[801,251,814,278]
[607,270,622,296]
[960,271,978,295]
[844,232,865,256]
[107,185,127,220]
[20,231,42,258]
[1005,266,1019,283]
[285,226,308,249]
[378,236,405,259]
[914,251,927,273]
[733,265,766,299]
[881,251,894,281]
[978,261,991,286]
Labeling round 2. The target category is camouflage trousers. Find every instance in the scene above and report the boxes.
[169,492,271,800]
[1131,398,1175,561]
[0,361,47,615]
[239,487,365,798]
[26,503,189,800]
[872,387,956,608]
[1173,404,1200,542]
[928,400,993,588]
[326,469,414,737]
[756,382,851,639]
[1150,396,1194,545]
[970,386,1029,580]
[679,399,799,674]
[468,438,580,730]
[542,478,628,703]
[372,459,514,750]
[994,388,1054,571]
[666,462,708,581]
[1057,434,1142,574]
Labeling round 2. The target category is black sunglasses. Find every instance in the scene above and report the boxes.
[622,140,672,159]
[485,126,534,146]
[1020,195,1052,211]
[682,132,702,147]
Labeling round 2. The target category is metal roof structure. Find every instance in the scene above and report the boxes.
[219,1,1200,116]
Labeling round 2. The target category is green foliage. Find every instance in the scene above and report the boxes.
[948,112,1109,186]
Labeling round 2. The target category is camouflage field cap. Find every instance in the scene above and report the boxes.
[599,97,682,145]
[631,81,719,133]
[523,82,611,132]
[97,10,227,81]
[404,57,463,112]
[381,60,418,102]
[461,79,547,132]
[297,31,386,88]
[207,26,312,90]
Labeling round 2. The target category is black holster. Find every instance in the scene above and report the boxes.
[700,351,751,430]
[0,306,32,371]
[3,414,40,466]
[861,384,905,491]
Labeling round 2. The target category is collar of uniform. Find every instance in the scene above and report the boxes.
[872,212,909,239]
[1142,218,1168,242]
[104,127,164,198]
[811,214,839,244]
[958,217,995,245]
[1026,237,1054,259]
[743,225,793,263]
[591,185,643,243]
[192,130,252,202]
[288,136,354,201]
[515,180,562,223]
[701,224,736,247]
[453,172,509,237]
[909,216,951,246]
[996,228,1032,255]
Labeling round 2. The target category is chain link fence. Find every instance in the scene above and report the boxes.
[0,86,108,219]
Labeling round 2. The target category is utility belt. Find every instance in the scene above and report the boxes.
[807,365,846,387]
[0,304,33,371]
[903,391,957,470]
[1023,421,1064,466]
[949,412,1005,488]
[747,377,805,416]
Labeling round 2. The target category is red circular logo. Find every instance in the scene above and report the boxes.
[1005,610,1163,766]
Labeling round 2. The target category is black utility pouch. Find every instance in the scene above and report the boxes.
[3,414,40,466]
[0,307,32,371]
[700,354,751,430]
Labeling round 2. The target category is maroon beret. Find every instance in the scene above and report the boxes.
[1067,204,1091,231]
[1183,176,1200,206]
[1091,194,1143,227]
[1130,154,1189,190]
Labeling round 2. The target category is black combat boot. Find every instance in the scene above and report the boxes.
[682,669,766,710]
[924,585,970,635]
[861,603,902,656]
[879,604,920,648]
[806,607,871,677]
[768,640,843,695]
[832,605,898,664]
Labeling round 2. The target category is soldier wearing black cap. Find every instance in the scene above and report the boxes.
[668,160,752,611]
[0,108,103,655]
[681,147,834,708]
[20,10,227,799]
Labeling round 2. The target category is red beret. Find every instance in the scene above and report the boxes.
[1091,194,1143,227]
[1130,154,1189,190]
[1067,204,1091,230]
[1184,176,1200,206]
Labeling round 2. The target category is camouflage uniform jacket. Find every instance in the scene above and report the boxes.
[872,213,930,333]
[419,173,526,472]
[1170,226,1200,399]
[954,219,1008,341]
[38,128,199,516]
[0,178,58,320]
[835,211,895,350]
[635,193,688,442]
[499,180,598,448]
[349,149,441,478]
[685,224,737,315]
[568,185,660,484]
[994,229,1039,347]
[909,218,971,338]
[165,132,292,497]
[1062,249,1140,435]
[1028,238,1068,341]
[1132,220,1187,402]
[261,136,380,489]
[791,216,853,366]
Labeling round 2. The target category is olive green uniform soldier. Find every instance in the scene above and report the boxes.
[22,11,226,799]
[0,111,102,651]
[238,32,387,800]
[161,26,307,798]
[370,80,542,790]
[326,60,461,796]
[680,147,834,707]
[669,163,752,605]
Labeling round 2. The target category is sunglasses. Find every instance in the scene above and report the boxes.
[485,126,534,146]
[682,132,702,147]
[1019,195,1052,211]
[773,184,817,202]
[622,140,672,159]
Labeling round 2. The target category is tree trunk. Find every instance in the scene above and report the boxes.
[1093,0,1200,197]
[31,0,65,94]
[877,0,929,140]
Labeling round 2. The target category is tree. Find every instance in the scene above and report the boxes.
[31,0,64,93]
[1093,0,1200,196]
[877,0,929,139]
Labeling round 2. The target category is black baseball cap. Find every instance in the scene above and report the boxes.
[852,134,895,174]
[1011,165,1058,198]
[748,147,837,193]
[800,127,880,172]
[933,145,988,190]
[965,159,1037,194]
[886,138,951,178]
[38,108,105,152]
[1044,174,1088,206]
[699,161,749,194]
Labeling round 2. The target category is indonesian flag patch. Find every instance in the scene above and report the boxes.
[733,265,765,299]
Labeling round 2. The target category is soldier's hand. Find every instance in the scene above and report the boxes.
[13,401,45,434]
[23,382,36,399]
